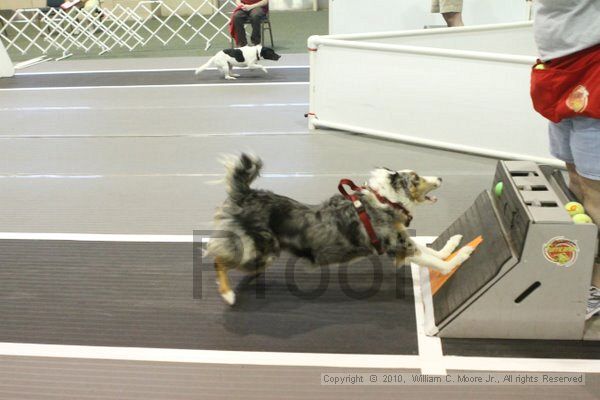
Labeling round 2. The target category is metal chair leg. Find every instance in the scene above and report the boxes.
[260,18,273,48]
[261,21,264,46]
[267,19,274,48]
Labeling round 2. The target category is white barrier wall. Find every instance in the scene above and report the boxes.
[1,0,238,57]
[0,40,14,78]
[329,0,530,34]
[308,22,557,166]
[330,24,538,56]
[271,0,327,10]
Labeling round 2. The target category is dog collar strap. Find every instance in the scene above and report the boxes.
[367,187,413,227]
[338,179,384,255]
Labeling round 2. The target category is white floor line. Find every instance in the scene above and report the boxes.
[411,236,445,375]
[0,342,598,373]
[0,102,309,112]
[0,82,309,92]
[16,65,309,76]
[412,261,446,375]
[0,232,195,242]
[0,343,421,369]
[0,130,312,139]
[0,172,370,179]
[444,356,600,373]
[0,106,93,112]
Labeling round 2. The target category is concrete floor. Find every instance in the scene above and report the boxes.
[1,357,599,400]
[0,55,598,399]
[0,55,497,236]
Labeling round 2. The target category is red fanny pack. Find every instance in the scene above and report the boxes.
[530,44,600,123]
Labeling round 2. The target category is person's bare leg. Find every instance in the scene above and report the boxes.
[566,163,584,201]
[442,12,464,27]
[580,176,600,287]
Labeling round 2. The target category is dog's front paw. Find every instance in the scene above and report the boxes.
[439,265,454,275]
[220,290,236,306]
[453,245,474,266]
[440,234,462,258]
[231,73,241,77]
[194,69,201,75]
[225,75,237,80]
[261,67,268,74]
[448,234,463,248]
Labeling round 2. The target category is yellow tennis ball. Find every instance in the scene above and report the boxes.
[572,214,592,224]
[534,63,546,70]
[565,201,585,216]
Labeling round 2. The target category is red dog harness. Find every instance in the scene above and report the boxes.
[338,179,413,255]
[531,44,600,123]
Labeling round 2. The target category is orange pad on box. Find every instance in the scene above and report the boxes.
[429,235,483,295]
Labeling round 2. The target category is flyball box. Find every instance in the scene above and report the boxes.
[422,161,598,340]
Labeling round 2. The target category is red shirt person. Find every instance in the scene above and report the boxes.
[231,0,269,47]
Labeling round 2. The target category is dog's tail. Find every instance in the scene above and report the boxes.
[223,153,263,199]
[194,56,214,75]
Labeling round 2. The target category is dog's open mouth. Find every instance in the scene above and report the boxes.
[419,178,441,204]
[420,194,437,203]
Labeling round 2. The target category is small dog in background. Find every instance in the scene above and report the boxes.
[208,154,473,305]
[194,45,281,80]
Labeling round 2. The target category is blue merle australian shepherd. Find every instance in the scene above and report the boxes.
[208,154,473,305]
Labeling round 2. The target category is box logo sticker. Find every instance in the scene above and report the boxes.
[543,237,579,267]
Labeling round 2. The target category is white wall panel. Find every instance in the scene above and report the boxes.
[0,40,14,79]
[329,0,530,35]
[309,22,557,165]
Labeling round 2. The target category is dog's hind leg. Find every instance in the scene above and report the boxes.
[216,60,236,80]
[214,257,236,305]
[194,56,214,75]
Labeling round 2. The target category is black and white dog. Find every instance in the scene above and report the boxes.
[208,154,473,305]
[194,45,281,80]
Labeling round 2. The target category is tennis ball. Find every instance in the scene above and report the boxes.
[565,201,585,216]
[494,182,503,197]
[572,214,592,224]
[534,63,546,70]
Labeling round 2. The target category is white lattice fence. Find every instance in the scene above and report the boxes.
[0,0,236,58]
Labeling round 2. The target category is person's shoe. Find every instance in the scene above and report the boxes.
[586,286,600,320]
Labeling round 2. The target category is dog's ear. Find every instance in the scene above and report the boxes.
[390,172,408,190]
[390,171,416,191]
[409,171,421,186]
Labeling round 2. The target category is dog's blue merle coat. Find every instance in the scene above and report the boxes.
[208,154,416,273]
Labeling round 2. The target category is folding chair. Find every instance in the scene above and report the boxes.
[230,13,274,49]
